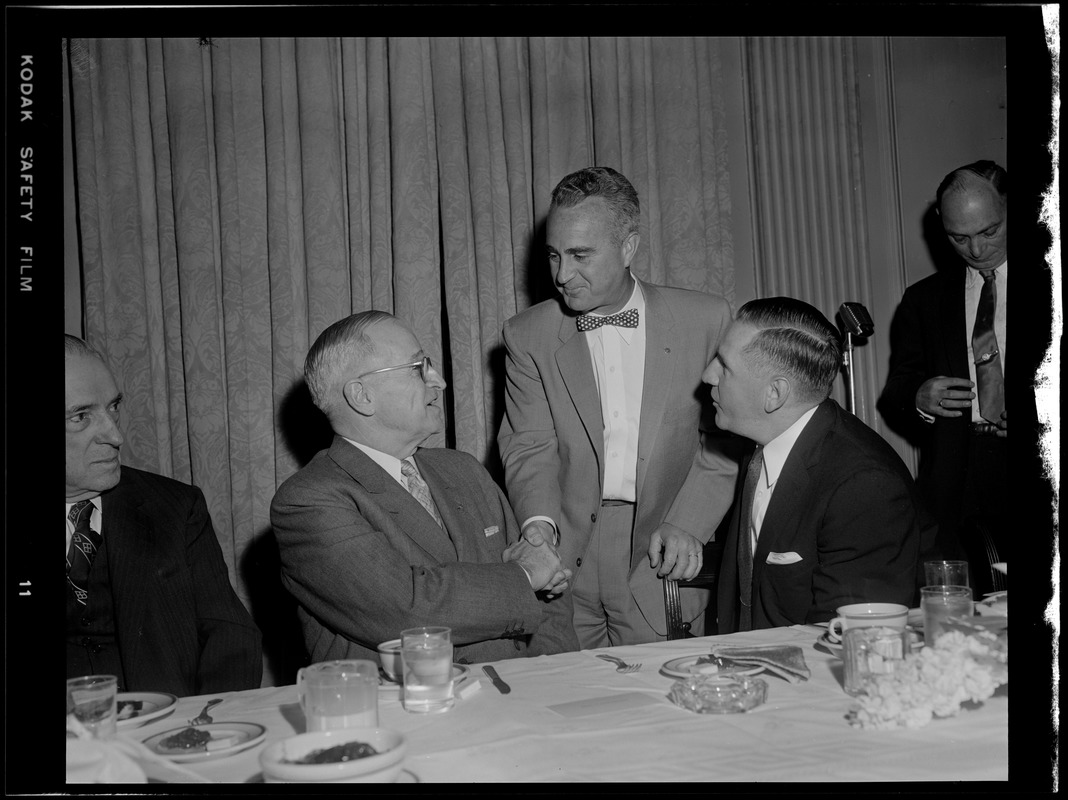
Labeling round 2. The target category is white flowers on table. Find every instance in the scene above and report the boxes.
[849,628,1008,730]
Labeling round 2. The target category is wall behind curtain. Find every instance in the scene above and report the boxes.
[66,36,734,684]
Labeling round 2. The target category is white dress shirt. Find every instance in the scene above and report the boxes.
[520,280,647,542]
[750,406,819,554]
[344,437,409,488]
[585,280,646,501]
[65,496,103,557]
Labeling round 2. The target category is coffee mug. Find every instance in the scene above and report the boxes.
[826,602,909,643]
[376,639,403,682]
[296,660,379,731]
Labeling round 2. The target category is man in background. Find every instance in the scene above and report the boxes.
[66,335,262,696]
[707,298,922,631]
[498,166,738,646]
[272,311,578,664]
[879,160,1009,595]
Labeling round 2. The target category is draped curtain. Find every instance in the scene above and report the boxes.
[67,36,734,684]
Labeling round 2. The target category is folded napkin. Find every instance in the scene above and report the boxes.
[67,738,148,784]
[707,644,811,683]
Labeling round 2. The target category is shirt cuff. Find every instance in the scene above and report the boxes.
[916,407,935,424]
[521,516,559,547]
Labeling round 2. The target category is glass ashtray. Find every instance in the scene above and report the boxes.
[667,674,768,714]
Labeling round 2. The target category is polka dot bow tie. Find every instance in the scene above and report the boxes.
[576,308,640,332]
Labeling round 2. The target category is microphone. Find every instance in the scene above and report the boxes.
[838,302,874,338]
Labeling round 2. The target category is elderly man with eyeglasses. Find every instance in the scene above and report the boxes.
[271,311,580,665]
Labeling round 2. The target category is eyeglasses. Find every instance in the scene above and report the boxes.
[356,355,435,383]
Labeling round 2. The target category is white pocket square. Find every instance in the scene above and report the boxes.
[483,526,500,537]
[766,551,803,565]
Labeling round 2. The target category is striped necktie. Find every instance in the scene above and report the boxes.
[972,269,1005,424]
[401,458,444,529]
[67,500,102,606]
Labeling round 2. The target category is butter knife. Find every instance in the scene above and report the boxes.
[482,665,511,694]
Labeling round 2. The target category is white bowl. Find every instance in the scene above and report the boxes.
[259,727,407,783]
[376,639,403,681]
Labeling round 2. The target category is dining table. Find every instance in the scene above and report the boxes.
[85,624,1008,784]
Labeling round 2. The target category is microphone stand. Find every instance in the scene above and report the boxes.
[843,332,857,415]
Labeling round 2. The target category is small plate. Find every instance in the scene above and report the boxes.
[660,654,763,679]
[379,664,469,686]
[116,692,178,729]
[144,722,266,762]
[815,629,924,657]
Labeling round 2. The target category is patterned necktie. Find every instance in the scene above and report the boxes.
[67,500,102,606]
[576,308,640,332]
[401,458,443,528]
[972,269,1005,424]
[737,446,764,632]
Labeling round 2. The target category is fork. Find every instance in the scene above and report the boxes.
[595,654,642,673]
[189,698,223,726]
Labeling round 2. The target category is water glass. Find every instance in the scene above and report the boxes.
[921,585,974,646]
[401,626,455,714]
[924,561,970,592]
[66,675,118,739]
[842,627,911,696]
[296,660,379,731]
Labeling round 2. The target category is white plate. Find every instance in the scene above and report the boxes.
[116,692,177,729]
[660,654,764,679]
[379,663,468,686]
[815,629,924,657]
[144,722,266,762]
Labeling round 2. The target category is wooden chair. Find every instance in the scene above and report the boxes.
[663,539,724,640]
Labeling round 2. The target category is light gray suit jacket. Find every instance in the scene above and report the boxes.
[498,279,738,635]
[271,438,578,664]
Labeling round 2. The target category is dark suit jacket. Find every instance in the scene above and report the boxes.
[717,400,923,632]
[497,279,738,635]
[100,467,263,695]
[878,268,973,547]
[271,439,579,664]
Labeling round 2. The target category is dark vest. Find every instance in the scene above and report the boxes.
[66,538,126,689]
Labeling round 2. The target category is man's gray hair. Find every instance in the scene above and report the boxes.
[304,310,395,416]
[550,166,640,245]
[65,334,105,361]
[736,297,842,403]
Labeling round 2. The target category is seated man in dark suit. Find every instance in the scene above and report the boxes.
[65,335,263,696]
[704,299,923,632]
[271,311,580,665]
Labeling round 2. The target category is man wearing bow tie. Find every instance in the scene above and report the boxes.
[879,161,1010,596]
[498,167,738,646]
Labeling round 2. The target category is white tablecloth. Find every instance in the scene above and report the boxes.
[107,625,1007,783]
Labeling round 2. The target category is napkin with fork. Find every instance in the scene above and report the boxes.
[707,644,811,683]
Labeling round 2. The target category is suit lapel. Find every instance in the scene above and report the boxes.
[555,313,605,479]
[328,438,458,564]
[416,453,485,562]
[753,402,834,576]
[100,485,153,677]
[636,281,677,496]
[940,269,969,378]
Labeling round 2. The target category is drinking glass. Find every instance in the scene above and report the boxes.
[400,626,454,714]
[296,660,379,731]
[924,561,970,593]
[842,627,911,696]
[66,675,118,739]
[921,585,974,646]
